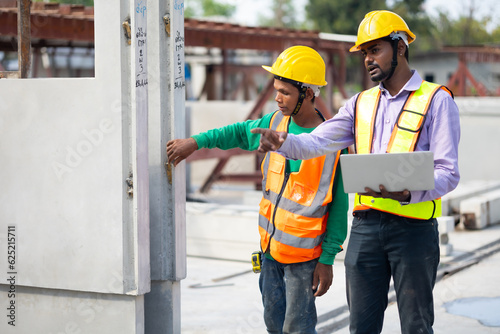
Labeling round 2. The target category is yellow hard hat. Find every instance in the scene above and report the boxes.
[262,45,327,86]
[349,10,416,52]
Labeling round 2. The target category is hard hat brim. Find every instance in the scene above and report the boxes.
[262,65,273,74]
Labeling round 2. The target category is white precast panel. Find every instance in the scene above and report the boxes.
[0,0,149,296]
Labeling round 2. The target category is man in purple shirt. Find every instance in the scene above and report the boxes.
[252,10,460,334]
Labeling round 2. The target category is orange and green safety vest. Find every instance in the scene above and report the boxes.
[258,111,341,263]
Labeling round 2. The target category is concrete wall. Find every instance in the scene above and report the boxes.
[0,1,151,332]
[455,97,500,183]
[413,53,459,86]
[412,54,500,93]
[0,285,144,333]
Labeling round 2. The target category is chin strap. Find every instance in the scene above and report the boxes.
[291,85,308,116]
[386,38,400,81]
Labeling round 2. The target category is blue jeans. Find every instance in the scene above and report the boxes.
[259,256,318,334]
[345,210,440,334]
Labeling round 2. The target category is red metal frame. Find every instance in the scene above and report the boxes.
[444,46,500,97]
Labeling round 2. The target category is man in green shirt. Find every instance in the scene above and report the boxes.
[167,45,348,333]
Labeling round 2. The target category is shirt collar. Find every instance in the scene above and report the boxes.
[378,70,423,97]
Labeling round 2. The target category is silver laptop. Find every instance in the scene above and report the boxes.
[340,151,435,193]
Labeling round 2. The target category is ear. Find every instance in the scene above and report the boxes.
[397,39,407,56]
[305,87,315,100]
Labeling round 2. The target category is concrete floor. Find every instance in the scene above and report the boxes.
[181,198,500,333]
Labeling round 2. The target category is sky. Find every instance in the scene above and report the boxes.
[224,0,499,32]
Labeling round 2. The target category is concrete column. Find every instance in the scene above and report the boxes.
[145,0,187,333]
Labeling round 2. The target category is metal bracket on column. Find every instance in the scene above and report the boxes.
[165,162,173,184]
[122,17,132,45]
[163,14,171,37]
[126,172,134,197]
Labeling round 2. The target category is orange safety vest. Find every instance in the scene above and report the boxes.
[258,111,341,264]
[353,81,452,220]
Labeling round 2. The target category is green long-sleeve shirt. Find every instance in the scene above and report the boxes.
[192,112,348,265]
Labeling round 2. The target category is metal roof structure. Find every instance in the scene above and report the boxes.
[0,1,94,50]
[0,3,353,51]
[0,2,360,98]
[183,17,355,52]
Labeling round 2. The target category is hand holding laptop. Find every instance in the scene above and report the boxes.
[359,184,411,203]
[340,151,435,194]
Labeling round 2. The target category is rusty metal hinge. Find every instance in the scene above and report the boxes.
[126,172,134,198]
[122,17,132,45]
[163,14,171,37]
[165,162,173,185]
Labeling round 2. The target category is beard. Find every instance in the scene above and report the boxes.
[369,65,391,82]
[368,64,393,82]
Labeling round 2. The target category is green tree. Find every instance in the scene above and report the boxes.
[390,0,424,14]
[437,13,494,46]
[427,0,499,48]
[390,0,439,52]
[258,0,298,28]
[304,0,499,51]
[305,0,387,35]
[491,26,500,45]
[185,0,236,19]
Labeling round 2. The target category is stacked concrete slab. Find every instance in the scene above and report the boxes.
[441,180,500,229]
[460,189,500,229]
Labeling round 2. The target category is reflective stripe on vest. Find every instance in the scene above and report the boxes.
[258,111,340,263]
[354,81,449,220]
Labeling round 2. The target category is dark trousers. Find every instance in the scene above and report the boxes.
[345,210,440,334]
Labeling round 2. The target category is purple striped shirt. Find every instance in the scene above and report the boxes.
[278,71,461,204]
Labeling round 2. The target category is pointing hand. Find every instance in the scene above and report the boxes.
[250,128,287,153]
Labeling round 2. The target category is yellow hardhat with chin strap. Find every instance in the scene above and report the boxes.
[262,45,327,115]
[262,45,327,86]
[349,10,416,52]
